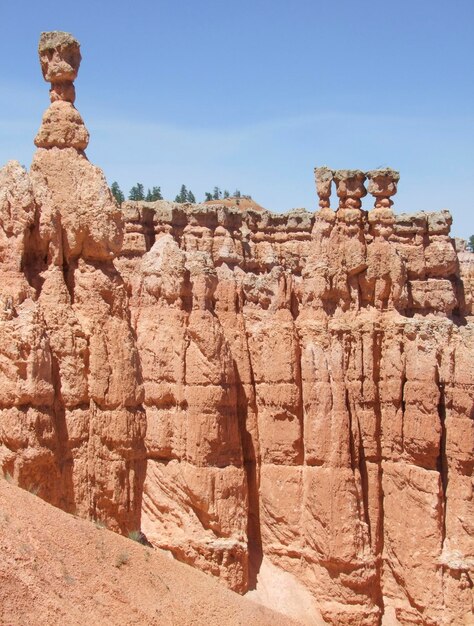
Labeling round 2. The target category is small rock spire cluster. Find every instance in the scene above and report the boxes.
[315,166,400,209]
[34,31,89,151]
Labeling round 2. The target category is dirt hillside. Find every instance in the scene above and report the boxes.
[0,479,300,626]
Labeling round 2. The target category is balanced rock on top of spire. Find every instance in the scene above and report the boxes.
[35,31,89,150]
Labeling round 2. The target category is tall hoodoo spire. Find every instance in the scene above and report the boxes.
[34,31,89,151]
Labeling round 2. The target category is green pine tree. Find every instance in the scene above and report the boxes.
[110,181,124,205]
[212,186,221,200]
[468,235,474,252]
[129,183,145,201]
[204,192,213,201]
[233,189,241,198]
[175,184,188,203]
[187,190,196,203]
[223,190,230,199]
[146,186,163,201]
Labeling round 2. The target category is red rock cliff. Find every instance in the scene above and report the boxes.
[0,32,472,626]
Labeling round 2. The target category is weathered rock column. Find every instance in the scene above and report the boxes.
[29,31,146,532]
[314,166,334,209]
[366,168,399,208]
[333,169,367,210]
[35,32,89,151]
[362,207,407,310]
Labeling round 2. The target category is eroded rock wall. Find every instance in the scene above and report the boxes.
[0,30,472,626]
[116,200,474,625]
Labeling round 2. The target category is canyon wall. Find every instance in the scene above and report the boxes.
[0,32,472,626]
[117,196,474,626]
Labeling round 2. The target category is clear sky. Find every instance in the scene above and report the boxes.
[0,0,473,237]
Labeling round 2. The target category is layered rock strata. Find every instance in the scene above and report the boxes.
[117,197,474,625]
[0,32,473,626]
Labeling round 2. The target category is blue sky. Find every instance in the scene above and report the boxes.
[0,0,473,237]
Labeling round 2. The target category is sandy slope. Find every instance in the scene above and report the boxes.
[0,479,300,626]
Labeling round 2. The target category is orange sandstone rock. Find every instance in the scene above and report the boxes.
[35,30,88,149]
[116,197,473,625]
[0,32,473,626]
[34,102,89,150]
[38,30,81,103]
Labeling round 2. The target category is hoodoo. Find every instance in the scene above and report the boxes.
[0,32,472,626]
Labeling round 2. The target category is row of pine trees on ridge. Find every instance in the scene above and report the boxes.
[110,182,251,206]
